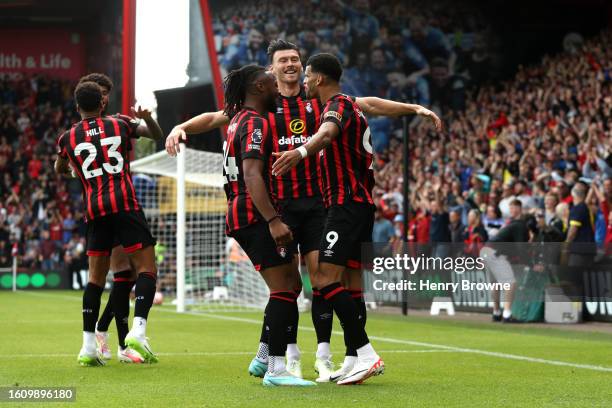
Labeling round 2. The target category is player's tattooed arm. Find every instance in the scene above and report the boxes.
[166,110,230,156]
[355,97,443,131]
[243,158,293,246]
[131,106,164,141]
[272,121,339,177]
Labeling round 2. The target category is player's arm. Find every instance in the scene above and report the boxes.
[355,97,443,131]
[54,132,73,176]
[272,121,339,177]
[243,158,293,246]
[54,155,71,175]
[130,106,164,141]
[166,110,230,156]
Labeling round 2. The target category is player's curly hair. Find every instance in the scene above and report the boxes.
[222,64,266,119]
[306,53,342,83]
[78,73,113,91]
[74,81,102,112]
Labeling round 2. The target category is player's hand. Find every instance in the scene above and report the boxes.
[166,127,188,156]
[272,150,302,176]
[268,218,293,246]
[131,105,153,121]
[415,106,443,132]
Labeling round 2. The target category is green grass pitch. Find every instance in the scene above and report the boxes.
[1,290,611,407]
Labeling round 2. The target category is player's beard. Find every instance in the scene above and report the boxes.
[305,84,317,99]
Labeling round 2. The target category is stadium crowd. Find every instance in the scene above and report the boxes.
[1,0,610,279]
[0,75,88,276]
[373,29,612,251]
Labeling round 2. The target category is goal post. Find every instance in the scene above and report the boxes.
[130,146,269,312]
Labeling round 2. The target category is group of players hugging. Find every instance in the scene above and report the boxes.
[56,40,441,386]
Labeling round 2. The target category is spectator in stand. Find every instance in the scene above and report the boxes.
[222,27,268,72]
[369,48,391,97]
[589,177,612,245]
[64,233,86,289]
[427,57,467,111]
[39,230,57,271]
[498,183,517,221]
[428,187,451,257]
[373,207,396,256]
[544,192,559,226]
[514,179,537,212]
[408,16,455,72]
[482,199,529,323]
[566,183,596,266]
[449,208,465,244]
[465,209,488,250]
[62,211,76,244]
[483,204,504,239]
[343,52,372,97]
[49,212,63,243]
[337,0,380,53]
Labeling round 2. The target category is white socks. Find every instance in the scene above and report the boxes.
[268,356,286,374]
[82,331,96,353]
[356,343,377,359]
[341,356,357,370]
[502,309,512,319]
[256,342,269,363]
[132,317,147,337]
[316,342,331,361]
[286,343,300,362]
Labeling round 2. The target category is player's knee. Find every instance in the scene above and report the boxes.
[110,259,131,273]
[135,264,157,275]
[88,271,107,287]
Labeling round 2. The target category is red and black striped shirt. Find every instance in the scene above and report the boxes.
[223,108,273,234]
[268,88,322,200]
[57,115,140,221]
[319,94,374,208]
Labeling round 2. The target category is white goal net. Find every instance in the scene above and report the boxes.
[130,146,269,312]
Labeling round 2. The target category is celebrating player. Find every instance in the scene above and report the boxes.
[166,40,441,381]
[55,81,160,366]
[219,64,314,386]
[272,53,388,384]
[70,73,163,364]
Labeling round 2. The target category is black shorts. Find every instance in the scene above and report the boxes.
[319,201,374,269]
[278,196,326,255]
[86,210,156,257]
[230,221,295,272]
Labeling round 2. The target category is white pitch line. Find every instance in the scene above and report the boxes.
[0,350,453,359]
[14,291,612,373]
